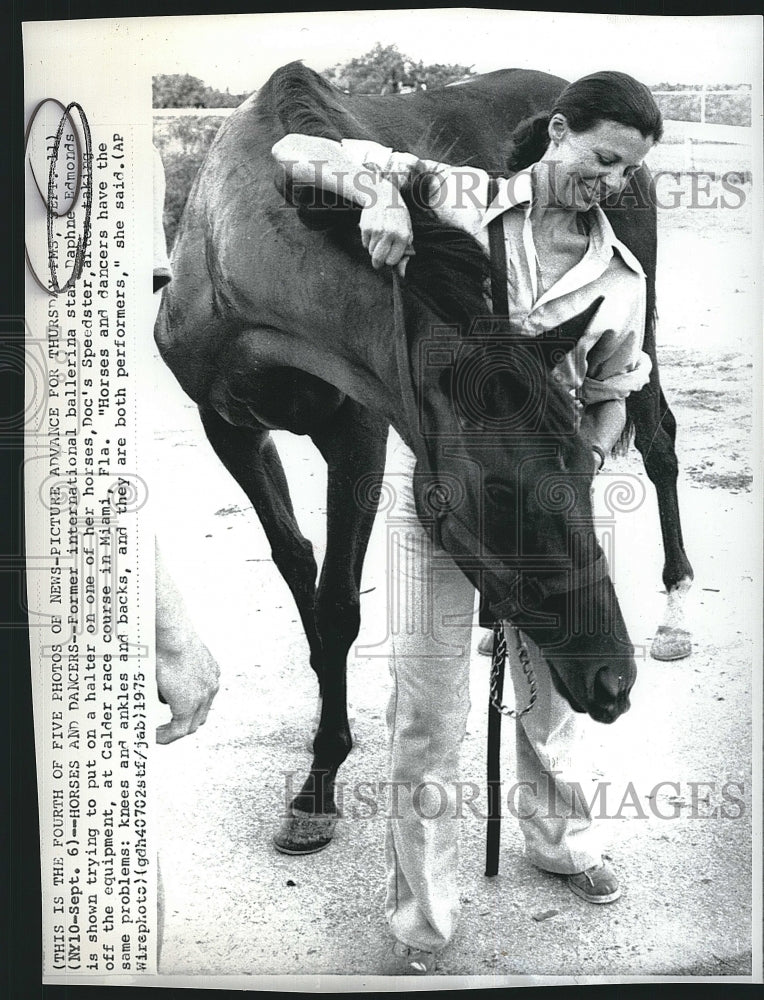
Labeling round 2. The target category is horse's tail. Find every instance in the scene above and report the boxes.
[616,398,637,457]
[616,300,658,456]
[616,163,658,459]
[259,60,365,141]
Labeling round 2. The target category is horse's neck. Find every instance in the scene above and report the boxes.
[349,74,563,169]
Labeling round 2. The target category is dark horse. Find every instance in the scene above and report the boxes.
[155,63,693,852]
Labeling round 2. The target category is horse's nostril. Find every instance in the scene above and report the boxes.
[594,668,622,704]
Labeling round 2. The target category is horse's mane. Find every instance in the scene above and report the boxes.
[267,60,359,141]
[265,62,490,328]
[265,61,579,451]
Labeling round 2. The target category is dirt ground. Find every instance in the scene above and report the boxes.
[150,177,758,985]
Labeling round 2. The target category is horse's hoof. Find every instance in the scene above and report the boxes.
[651,625,692,661]
[273,808,340,855]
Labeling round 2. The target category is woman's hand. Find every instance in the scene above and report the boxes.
[579,399,626,464]
[359,180,414,273]
[155,545,220,745]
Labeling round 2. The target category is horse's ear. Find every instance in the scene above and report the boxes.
[533,296,605,370]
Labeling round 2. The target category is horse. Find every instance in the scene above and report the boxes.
[154,62,692,853]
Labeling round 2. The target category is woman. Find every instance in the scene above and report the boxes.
[273,70,662,975]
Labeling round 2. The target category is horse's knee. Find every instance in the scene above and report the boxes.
[269,537,318,603]
[630,388,682,476]
[634,422,680,485]
[280,535,318,575]
[316,598,360,656]
[660,405,677,443]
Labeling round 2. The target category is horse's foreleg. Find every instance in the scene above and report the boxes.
[274,401,388,854]
[628,385,694,660]
[198,408,324,678]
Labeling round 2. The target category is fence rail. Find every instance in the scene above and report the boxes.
[649,86,751,126]
[662,120,752,146]
[154,107,235,116]
[650,90,751,94]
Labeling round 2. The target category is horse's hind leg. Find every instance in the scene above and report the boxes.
[627,383,694,660]
[197,407,323,680]
[274,399,388,854]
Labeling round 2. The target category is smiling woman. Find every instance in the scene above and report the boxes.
[540,119,654,210]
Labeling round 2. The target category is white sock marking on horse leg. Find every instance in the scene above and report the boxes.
[661,575,693,631]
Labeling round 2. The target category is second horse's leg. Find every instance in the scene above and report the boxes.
[628,385,694,660]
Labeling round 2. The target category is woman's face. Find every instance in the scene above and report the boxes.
[541,114,654,210]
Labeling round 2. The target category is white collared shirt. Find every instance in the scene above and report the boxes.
[341,139,652,405]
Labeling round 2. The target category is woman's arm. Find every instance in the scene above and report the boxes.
[579,399,626,471]
[575,267,651,470]
[272,133,415,270]
[272,134,387,205]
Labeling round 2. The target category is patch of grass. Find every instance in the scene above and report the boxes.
[154,115,228,247]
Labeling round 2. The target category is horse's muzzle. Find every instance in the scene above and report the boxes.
[548,657,636,724]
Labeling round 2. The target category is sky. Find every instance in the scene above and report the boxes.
[139,9,761,94]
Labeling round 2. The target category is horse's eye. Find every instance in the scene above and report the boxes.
[484,481,514,508]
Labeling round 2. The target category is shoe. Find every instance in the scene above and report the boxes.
[567,861,621,904]
[477,629,494,657]
[386,940,436,975]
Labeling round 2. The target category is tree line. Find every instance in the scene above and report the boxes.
[153,44,474,107]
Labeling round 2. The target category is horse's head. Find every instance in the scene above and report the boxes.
[400,284,636,724]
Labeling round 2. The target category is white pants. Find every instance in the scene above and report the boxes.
[383,433,602,953]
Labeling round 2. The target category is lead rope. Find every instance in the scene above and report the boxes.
[485,622,538,877]
[490,625,538,720]
[391,269,424,440]
[484,177,537,878]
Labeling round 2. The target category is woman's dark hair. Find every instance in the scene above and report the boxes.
[505,70,663,172]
